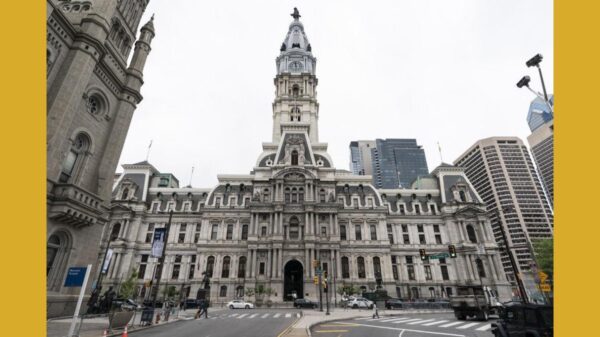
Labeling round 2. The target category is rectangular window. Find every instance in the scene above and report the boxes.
[424,265,432,280]
[417,224,424,232]
[172,255,182,279]
[429,205,435,214]
[226,224,233,240]
[194,224,201,243]
[419,234,426,244]
[387,224,394,244]
[145,224,155,243]
[241,225,248,240]
[403,234,410,244]
[321,226,327,236]
[340,225,347,240]
[215,197,221,208]
[407,265,415,280]
[440,265,449,280]
[399,205,405,215]
[402,224,408,232]
[435,234,442,244]
[370,225,377,240]
[259,262,265,275]
[355,225,362,240]
[261,226,267,236]
[151,203,159,213]
[392,265,399,280]
[178,224,187,243]
[211,224,218,240]
[188,265,195,279]
[138,256,148,279]
[433,225,440,232]
[415,205,421,214]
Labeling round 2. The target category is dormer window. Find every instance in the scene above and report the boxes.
[291,150,299,165]
[121,188,129,200]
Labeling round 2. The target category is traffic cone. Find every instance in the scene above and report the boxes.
[121,326,128,337]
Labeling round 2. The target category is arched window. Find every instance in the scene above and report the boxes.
[291,150,299,165]
[219,285,227,297]
[121,188,129,200]
[59,133,90,183]
[459,190,466,202]
[236,286,244,298]
[289,217,299,239]
[47,231,71,290]
[238,257,247,278]
[290,107,301,121]
[341,257,350,278]
[476,258,486,278]
[47,235,61,276]
[110,223,121,241]
[373,257,381,279]
[411,287,420,299]
[206,256,215,277]
[222,256,231,278]
[357,257,366,278]
[466,225,478,243]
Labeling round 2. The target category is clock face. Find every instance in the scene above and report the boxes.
[288,61,304,72]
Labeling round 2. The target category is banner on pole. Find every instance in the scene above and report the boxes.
[102,248,113,274]
[151,228,167,257]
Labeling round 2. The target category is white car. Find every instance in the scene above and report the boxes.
[227,299,254,309]
[347,297,374,309]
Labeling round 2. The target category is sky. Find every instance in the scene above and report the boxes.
[117,0,553,188]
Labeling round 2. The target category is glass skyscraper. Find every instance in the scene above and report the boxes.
[527,95,554,132]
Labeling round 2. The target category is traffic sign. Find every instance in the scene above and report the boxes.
[538,271,548,284]
[539,283,551,292]
[64,267,88,287]
[428,253,450,259]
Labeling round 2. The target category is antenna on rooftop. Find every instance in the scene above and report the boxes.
[188,166,195,187]
[145,140,153,161]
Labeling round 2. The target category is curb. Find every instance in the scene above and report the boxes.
[276,312,304,337]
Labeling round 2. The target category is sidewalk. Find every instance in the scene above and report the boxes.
[47,308,226,337]
[283,308,453,337]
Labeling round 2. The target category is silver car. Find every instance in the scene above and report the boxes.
[227,299,254,309]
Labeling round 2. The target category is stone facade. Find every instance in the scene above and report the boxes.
[101,9,511,305]
[46,0,154,318]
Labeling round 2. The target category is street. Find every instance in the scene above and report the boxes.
[311,313,497,337]
[130,309,299,337]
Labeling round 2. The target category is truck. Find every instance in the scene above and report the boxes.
[450,285,503,321]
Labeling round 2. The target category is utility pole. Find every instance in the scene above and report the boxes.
[152,210,174,310]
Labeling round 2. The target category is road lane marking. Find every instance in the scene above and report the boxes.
[261,313,270,318]
[237,313,248,318]
[408,319,436,325]
[274,313,281,318]
[249,313,258,318]
[315,330,349,333]
[476,324,491,331]
[423,320,449,326]
[399,329,406,337]
[285,313,292,318]
[334,322,467,336]
[456,323,480,329]
[440,322,463,328]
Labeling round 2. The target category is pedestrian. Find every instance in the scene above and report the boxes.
[195,300,204,319]
[372,303,379,319]
[202,299,208,318]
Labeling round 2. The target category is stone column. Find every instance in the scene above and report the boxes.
[267,249,272,278]
[278,248,283,278]
[336,250,342,278]
[250,213,255,236]
[305,249,310,278]
[465,255,475,280]
[487,255,499,281]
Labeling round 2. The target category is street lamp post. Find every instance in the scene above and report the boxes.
[517,53,553,114]
[491,207,529,304]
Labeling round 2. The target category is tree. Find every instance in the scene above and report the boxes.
[337,283,358,297]
[161,285,179,300]
[532,238,553,272]
[118,269,138,299]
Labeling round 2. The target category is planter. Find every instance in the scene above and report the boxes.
[109,311,134,329]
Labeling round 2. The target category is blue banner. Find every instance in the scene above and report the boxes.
[64,267,88,287]
[151,228,166,257]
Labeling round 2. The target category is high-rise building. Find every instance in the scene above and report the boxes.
[350,139,429,189]
[454,137,553,283]
[527,120,554,205]
[46,0,154,318]
[526,95,554,132]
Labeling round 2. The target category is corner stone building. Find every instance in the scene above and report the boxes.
[103,11,511,304]
[47,0,154,318]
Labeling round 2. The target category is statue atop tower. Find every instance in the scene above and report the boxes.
[291,7,301,20]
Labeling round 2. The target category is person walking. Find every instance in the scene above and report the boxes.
[195,300,205,319]
[201,300,208,318]
[372,303,380,319]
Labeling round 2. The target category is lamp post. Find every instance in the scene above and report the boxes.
[490,207,529,304]
[517,53,553,114]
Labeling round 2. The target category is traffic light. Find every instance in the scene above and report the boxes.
[323,271,328,279]
[313,276,319,284]
[448,245,457,258]
[419,249,427,261]
[323,279,328,292]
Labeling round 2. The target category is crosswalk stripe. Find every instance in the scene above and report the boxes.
[394,319,422,324]
[380,318,404,322]
[440,321,463,328]
[229,313,238,317]
[476,324,492,331]
[237,314,248,319]
[422,320,448,326]
[285,313,292,318]
[249,313,258,318]
[408,319,435,325]
[457,322,480,329]
[274,313,281,318]
[354,317,372,321]
[261,313,269,318]
[296,313,301,318]
[385,318,413,323]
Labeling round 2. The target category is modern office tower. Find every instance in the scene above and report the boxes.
[527,120,554,205]
[349,140,376,175]
[527,95,554,132]
[454,137,553,283]
[46,0,154,318]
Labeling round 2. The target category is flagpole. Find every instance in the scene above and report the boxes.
[146,140,153,161]
[437,141,443,163]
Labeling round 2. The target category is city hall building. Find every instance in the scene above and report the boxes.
[101,9,511,304]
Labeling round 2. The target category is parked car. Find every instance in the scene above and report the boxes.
[227,299,254,309]
[347,297,374,309]
[385,298,403,309]
[183,299,200,309]
[491,302,553,337]
[294,298,318,309]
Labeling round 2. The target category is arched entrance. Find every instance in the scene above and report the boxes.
[283,260,303,301]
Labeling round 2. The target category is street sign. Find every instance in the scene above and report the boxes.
[64,267,88,287]
[428,253,450,259]
[539,283,551,292]
[315,269,322,275]
[538,271,548,284]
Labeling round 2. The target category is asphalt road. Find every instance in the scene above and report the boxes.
[130,309,299,337]
[311,313,497,337]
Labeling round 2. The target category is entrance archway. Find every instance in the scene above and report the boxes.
[283,260,304,301]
